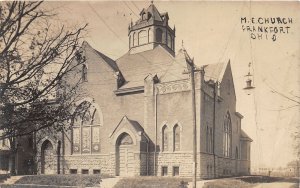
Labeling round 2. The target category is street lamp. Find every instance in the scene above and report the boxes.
[243,62,255,95]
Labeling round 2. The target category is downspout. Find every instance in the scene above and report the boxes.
[143,132,150,176]
[213,82,217,178]
[154,86,158,176]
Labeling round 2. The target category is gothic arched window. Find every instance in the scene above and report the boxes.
[133,32,137,47]
[173,124,180,151]
[82,64,87,82]
[129,35,131,48]
[223,112,232,157]
[162,125,168,151]
[156,28,163,43]
[148,28,153,43]
[72,101,101,154]
[138,30,147,45]
[167,33,172,49]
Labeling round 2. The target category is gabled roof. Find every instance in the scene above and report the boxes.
[109,116,144,138]
[202,60,230,83]
[116,45,188,89]
[82,41,120,72]
[240,129,253,142]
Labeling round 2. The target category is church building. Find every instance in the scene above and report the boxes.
[5,3,252,178]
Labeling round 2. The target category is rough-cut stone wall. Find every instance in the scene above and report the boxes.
[147,152,195,178]
[61,154,114,175]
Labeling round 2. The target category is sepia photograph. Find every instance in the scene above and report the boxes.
[0,1,299,188]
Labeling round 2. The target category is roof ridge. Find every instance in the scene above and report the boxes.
[84,42,120,72]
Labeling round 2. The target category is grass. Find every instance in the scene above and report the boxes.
[202,178,256,188]
[13,174,112,187]
[113,176,191,188]
[203,176,300,188]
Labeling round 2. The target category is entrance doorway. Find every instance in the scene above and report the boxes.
[116,133,134,176]
[41,140,54,174]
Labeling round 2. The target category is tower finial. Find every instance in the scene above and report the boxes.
[151,0,154,4]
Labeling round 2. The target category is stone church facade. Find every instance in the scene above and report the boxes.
[2,3,252,178]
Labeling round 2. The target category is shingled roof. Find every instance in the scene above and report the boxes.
[202,60,230,83]
[116,45,188,89]
[240,129,253,142]
[82,41,120,72]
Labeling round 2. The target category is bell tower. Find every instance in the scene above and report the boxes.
[128,2,175,56]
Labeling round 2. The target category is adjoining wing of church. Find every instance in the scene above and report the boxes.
[0,3,252,178]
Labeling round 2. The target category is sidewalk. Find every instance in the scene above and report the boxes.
[188,179,215,188]
[100,177,122,188]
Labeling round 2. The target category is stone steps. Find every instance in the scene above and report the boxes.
[2,176,23,185]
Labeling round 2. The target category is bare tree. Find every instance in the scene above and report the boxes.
[0,1,87,174]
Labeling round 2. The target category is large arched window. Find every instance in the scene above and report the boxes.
[72,101,101,154]
[173,124,180,151]
[138,30,147,45]
[223,112,232,157]
[162,125,168,152]
[156,28,163,43]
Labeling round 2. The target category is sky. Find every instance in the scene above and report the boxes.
[44,1,300,169]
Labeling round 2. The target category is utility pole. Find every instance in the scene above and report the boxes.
[183,45,197,188]
[190,61,197,188]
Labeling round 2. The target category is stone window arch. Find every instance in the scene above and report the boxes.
[223,112,232,157]
[162,125,168,152]
[156,28,163,43]
[138,30,147,45]
[173,124,180,151]
[72,101,101,154]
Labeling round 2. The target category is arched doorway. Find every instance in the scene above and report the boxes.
[41,140,54,174]
[116,133,134,176]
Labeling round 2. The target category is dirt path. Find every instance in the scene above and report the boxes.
[253,182,298,188]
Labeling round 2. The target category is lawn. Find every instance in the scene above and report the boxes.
[11,174,112,187]
[113,177,191,188]
[203,176,300,188]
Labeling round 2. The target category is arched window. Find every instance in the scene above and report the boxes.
[156,28,163,43]
[138,30,147,45]
[133,32,137,47]
[148,28,153,43]
[162,125,168,151]
[206,124,213,153]
[173,124,180,151]
[223,112,232,157]
[167,33,172,49]
[129,35,131,48]
[142,12,147,20]
[72,101,101,154]
[82,64,87,82]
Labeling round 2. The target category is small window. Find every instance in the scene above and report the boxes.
[70,169,77,174]
[162,166,168,176]
[173,166,179,176]
[81,169,89,174]
[93,169,101,174]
